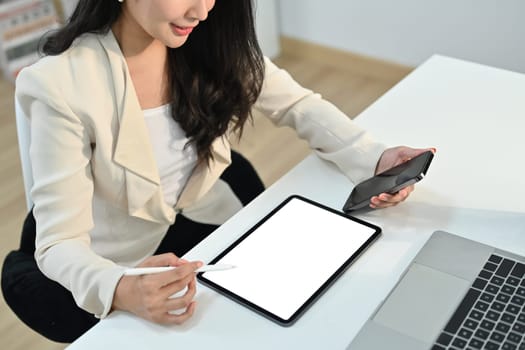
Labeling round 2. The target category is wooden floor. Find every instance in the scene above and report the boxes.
[0,37,411,349]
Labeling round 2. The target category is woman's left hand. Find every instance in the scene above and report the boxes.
[370,146,436,209]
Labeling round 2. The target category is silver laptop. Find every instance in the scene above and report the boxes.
[348,230,525,350]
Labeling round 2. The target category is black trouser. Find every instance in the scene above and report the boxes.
[1,151,264,343]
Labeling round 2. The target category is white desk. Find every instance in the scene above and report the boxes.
[68,56,525,349]
[356,55,525,213]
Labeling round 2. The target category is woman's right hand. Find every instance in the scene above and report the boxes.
[112,253,203,325]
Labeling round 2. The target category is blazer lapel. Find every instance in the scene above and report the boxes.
[99,31,174,224]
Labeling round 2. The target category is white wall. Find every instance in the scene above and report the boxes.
[278,0,525,73]
[59,0,77,19]
[255,0,280,58]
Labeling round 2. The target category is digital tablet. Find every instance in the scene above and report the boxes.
[197,195,381,326]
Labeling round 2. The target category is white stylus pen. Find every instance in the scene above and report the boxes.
[123,264,236,276]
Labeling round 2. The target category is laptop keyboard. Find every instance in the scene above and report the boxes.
[432,254,525,350]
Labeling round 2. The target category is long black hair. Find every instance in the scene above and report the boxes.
[42,1,265,163]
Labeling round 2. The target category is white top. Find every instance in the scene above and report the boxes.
[143,104,197,207]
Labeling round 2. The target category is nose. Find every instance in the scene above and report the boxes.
[188,0,214,22]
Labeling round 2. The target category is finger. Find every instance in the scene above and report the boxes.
[377,193,400,203]
[159,261,202,287]
[138,260,200,289]
[370,195,399,209]
[369,196,380,208]
[163,301,197,325]
[389,147,436,169]
[374,200,398,209]
[139,253,180,268]
[164,293,194,313]
[186,277,197,298]
[404,147,437,161]
[164,280,197,311]
[378,193,394,202]
[174,259,190,267]
[379,184,415,201]
[402,185,415,195]
[160,272,196,299]
[392,186,413,201]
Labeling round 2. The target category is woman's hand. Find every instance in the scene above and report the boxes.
[370,146,436,209]
[112,253,203,325]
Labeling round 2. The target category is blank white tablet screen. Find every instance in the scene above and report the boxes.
[201,197,377,321]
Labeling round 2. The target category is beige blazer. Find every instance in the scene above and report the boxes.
[15,31,386,317]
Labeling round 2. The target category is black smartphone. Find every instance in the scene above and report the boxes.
[342,150,434,212]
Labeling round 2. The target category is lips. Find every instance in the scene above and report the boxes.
[170,24,194,36]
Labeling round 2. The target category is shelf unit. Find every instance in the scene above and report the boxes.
[0,0,59,82]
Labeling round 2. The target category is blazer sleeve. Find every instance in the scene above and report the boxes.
[253,57,387,184]
[15,64,125,318]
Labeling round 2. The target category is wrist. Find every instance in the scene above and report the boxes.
[112,275,133,312]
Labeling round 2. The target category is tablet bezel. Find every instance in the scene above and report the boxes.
[196,195,381,326]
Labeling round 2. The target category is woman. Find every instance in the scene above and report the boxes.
[3,0,432,343]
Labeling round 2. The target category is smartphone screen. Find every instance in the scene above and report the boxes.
[343,151,434,212]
